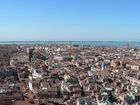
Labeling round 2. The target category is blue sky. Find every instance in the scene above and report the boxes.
[0,0,140,41]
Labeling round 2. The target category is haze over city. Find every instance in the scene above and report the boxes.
[1,1,140,105]
[0,0,140,41]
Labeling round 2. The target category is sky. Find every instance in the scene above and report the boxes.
[0,0,140,41]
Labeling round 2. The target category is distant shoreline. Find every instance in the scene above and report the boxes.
[0,41,139,48]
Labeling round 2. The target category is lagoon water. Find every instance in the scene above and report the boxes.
[0,41,140,48]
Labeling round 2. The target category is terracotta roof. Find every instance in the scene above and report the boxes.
[15,99,39,105]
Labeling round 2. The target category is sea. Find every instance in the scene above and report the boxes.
[0,41,140,48]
